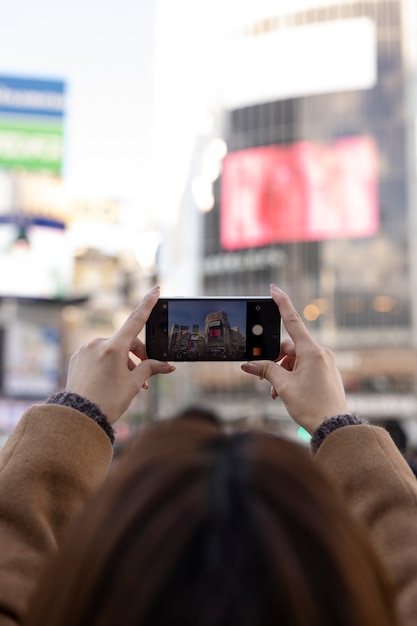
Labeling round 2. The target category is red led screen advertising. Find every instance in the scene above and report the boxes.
[220,136,378,250]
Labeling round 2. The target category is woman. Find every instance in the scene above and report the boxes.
[0,285,414,625]
[26,413,398,626]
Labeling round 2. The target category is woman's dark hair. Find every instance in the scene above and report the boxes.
[26,414,399,626]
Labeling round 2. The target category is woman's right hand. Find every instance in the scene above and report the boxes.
[241,284,350,434]
[65,286,175,424]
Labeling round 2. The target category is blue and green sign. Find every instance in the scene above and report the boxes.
[0,75,65,174]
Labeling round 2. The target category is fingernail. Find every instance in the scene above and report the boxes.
[151,285,160,294]
[241,362,258,372]
[160,363,175,373]
[270,284,281,293]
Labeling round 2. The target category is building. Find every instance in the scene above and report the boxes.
[204,310,233,358]
[153,0,417,440]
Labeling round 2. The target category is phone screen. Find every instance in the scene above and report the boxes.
[146,297,280,361]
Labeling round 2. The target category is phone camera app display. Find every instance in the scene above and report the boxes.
[167,300,247,360]
[146,297,280,362]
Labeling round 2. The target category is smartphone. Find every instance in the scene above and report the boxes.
[146,297,281,361]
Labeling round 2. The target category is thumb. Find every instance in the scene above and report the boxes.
[134,359,175,387]
[241,360,285,390]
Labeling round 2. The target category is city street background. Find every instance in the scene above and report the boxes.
[0,0,416,455]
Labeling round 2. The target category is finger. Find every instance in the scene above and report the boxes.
[280,355,295,372]
[241,360,283,386]
[279,337,296,360]
[113,286,160,347]
[242,358,294,401]
[130,336,147,362]
[133,359,175,389]
[270,284,316,349]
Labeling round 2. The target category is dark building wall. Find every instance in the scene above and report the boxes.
[200,0,417,407]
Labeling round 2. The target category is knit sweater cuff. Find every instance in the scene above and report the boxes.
[310,414,367,455]
[46,391,115,445]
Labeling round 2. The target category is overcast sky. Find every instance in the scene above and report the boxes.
[0,0,157,200]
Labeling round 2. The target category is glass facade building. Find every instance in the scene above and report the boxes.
[155,0,417,437]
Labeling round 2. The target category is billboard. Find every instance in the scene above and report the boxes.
[0,223,73,298]
[221,17,377,109]
[220,136,379,250]
[0,75,65,174]
[0,75,64,118]
[0,121,63,174]
[2,318,60,398]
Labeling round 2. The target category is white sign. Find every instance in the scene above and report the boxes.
[221,18,377,109]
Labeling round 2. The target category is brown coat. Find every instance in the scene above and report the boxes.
[0,408,415,625]
[315,425,417,626]
[0,405,113,626]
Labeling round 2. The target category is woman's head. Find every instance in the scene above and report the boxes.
[27,415,399,626]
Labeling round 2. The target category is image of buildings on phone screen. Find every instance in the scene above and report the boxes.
[168,308,246,359]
